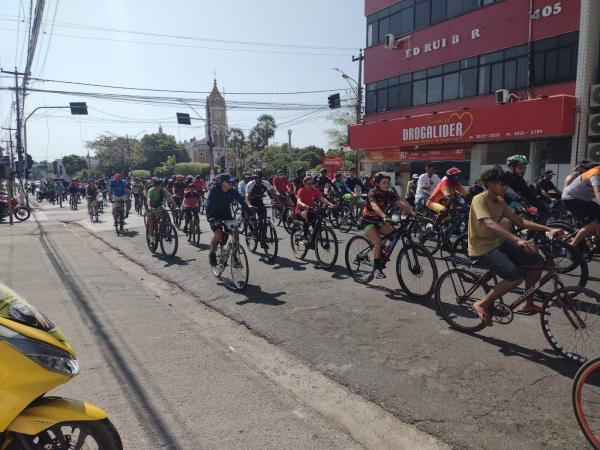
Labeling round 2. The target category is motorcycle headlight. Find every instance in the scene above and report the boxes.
[0,325,79,376]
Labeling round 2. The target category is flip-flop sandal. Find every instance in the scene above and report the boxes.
[515,305,542,316]
[472,305,493,326]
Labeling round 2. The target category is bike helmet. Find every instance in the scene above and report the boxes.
[243,172,252,179]
[320,167,327,174]
[195,175,202,180]
[373,172,391,185]
[506,154,529,167]
[295,167,306,175]
[253,169,264,178]
[335,172,343,179]
[277,169,285,176]
[218,173,233,184]
[446,167,462,176]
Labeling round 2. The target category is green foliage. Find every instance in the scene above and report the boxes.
[129,169,151,178]
[62,154,88,175]
[325,104,357,149]
[249,114,277,151]
[174,162,211,177]
[138,132,190,170]
[74,168,103,179]
[86,135,143,175]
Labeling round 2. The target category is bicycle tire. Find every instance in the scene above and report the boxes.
[396,243,438,300]
[547,241,588,288]
[192,219,201,245]
[231,244,249,291]
[315,226,338,269]
[337,205,355,233]
[572,356,600,449]
[212,246,225,278]
[541,286,600,364]
[283,208,294,234]
[94,208,99,223]
[263,221,278,263]
[245,223,259,253]
[327,207,341,229]
[435,268,489,333]
[159,222,179,259]
[14,207,30,222]
[449,233,469,258]
[146,223,159,253]
[290,222,309,260]
[118,209,125,234]
[344,235,375,284]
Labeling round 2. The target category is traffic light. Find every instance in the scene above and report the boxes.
[176,113,191,125]
[69,102,88,115]
[328,93,341,109]
[52,161,58,174]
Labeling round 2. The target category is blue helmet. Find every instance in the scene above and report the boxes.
[218,173,233,184]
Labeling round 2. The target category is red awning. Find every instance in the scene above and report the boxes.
[349,95,576,150]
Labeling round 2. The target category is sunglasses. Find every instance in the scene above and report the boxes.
[306,182,314,185]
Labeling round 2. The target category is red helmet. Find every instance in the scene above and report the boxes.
[446,167,462,176]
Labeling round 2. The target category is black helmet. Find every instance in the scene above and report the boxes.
[373,172,391,185]
[243,172,252,179]
[320,167,327,173]
[218,173,233,184]
[335,172,343,179]
[195,175,202,179]
[253,169,264,178]
[296,167,306,175]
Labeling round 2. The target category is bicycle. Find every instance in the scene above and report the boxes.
[146,207,179,258]
[246,208,278,263]
[198,192,206,215]
[112,199,126,235]
[345,215,438,300]
[88,197,99,223]
[211,219,249,291]
[69,193,79,210]
[271,194,294,234]
[134,193,144,215]
[183,206,201,245]
[435,234,600,364]
[573,355,600,449]
[409,203,469,255]
[290,205,338,269]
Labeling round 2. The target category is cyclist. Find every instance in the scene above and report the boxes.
[55,181,65,207]
[182,182,201,234]
[331,172,345,196]
[131,177,144,210]
[146,178,172,246]
[85,180,99,211]
[290,167,307,197]
[564,159,593,188]
[206,173,252,267]
[193,175,207,197]
[46,181,56,203]
[536,170,562,210]
[171,174,186,209]
[426,167,469,223]
[504,154,546,213]
[294,175,335,244]
[415,163,441,209]
[69,179,80,204]
[245,169,280,221]
[405,174,419,207]
[108,173,130,222]
[272,170,290,196]
[343,167,367,195]
[237,173,252,196]
[313,168,331,193]
[561,163,600,248]
[468,167,562,324]
[361,172,415,279]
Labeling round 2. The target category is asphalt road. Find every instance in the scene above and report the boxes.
[21,199,600,449]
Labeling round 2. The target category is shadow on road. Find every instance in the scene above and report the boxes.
[152,254,196,267]
[235,285,287,306]
[272,255,308,271]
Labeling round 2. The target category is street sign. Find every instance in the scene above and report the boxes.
[69,102,88,115]
[322,156,344,169]
[176,113,191,125]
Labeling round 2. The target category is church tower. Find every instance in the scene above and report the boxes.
[206,80,228,162]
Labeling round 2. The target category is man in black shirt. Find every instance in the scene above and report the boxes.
[536,170,562,209]
[504,154,546,212]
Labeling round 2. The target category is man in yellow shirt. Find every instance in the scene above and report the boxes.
[468,168,562,325]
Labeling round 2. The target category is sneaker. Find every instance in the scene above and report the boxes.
[375,269,387,279]
[209,252,217,266]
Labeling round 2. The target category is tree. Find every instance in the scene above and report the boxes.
[227,128,246,177]
[62,154,88,176]
[153,155,178,178]
[129,169,151,178]
[325,106,356,149]
[174,162,211,177]
[249,114,277,151]
[138,132,189,171]
[86,135,137,176]
[295,146,324,169]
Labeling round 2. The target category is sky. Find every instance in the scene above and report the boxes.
[0,0,365,162]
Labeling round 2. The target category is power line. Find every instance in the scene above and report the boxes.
[0,13,358,51]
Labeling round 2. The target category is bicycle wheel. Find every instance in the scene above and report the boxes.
[396,243,438,300]
[541,286,600,364]
[146,223,158,253]
[271,204,282,225]
[435,268,489,333]
[14,207,30,222]
[231,244,249,291]
[337,205,355,233]
[283,208,294,234]
[449,233,469,258]
[212,246,225,278]
[174,209,182,229]
[413,218,442,254]
[546,241,588,288]
[159,222,179,258]
[344,235,375,284]
[573,356,600,449]
[262,221,278,263]
[89,208,94,221]
[245,223,259,253]
[290,222,309,260]
[315,226,338,269]
[118,209,125,234]
[327,206,341,228]
[192,219,201,245]
[94,207,99,223]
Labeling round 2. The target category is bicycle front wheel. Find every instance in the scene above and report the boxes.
[541,286,600,364]
[231,244,249,291]
[435,268,488,333]
[160,222,179,258]
[396,243,437,300]
[262,221,278,263]
[290,222,309,260]
[572,356,600,449]
[245,224,259,253]
[315,226,338,269]
[337,205,355,233]
[344,235,374,284]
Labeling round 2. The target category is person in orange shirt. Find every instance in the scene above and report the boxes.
[426,167,469,222]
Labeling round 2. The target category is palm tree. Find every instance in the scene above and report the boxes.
[227,128,246,177]
[252,114,277,150]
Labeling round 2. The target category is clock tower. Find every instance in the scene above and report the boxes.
[206,79,227,154]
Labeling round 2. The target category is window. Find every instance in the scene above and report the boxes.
[430,0,446,24]
[490,62,504,92]
[532,31,578,86]
[478,65,491,95]
[443,72,460,101]
[414,0,430,28]
[366,90,377,114]
[413,79,427,105]
[459,68,477,97]
[503,59,517,90]
[399,83,412,107]
[388,85,401,110]
[427,76,442,103]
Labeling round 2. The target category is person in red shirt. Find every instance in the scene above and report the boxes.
[272,170,290,195]
[295,176,334,243]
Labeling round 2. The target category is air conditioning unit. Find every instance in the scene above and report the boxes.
[590,84,600,108]
[384,34,397,49]
[588,113,600,137]
[495,89,510,104]
[588,143,600,163]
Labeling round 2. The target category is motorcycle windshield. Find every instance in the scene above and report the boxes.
[0,284,66,342]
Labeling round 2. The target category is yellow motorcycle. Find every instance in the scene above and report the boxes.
[0,284,122,449]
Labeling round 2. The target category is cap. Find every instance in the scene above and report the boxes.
[412,174,419,179]
[544,170,555,175]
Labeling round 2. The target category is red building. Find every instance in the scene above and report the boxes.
[349,0,600,190]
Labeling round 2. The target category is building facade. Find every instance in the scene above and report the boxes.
[184,80,228,167]
[349,0,600,192]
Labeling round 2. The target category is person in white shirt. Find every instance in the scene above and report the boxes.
[237,173,252,195]
[415,162,441,209]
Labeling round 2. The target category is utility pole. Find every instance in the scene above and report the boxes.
[2,136,15,225]
[288,130,293,178]
[352,50,364,171]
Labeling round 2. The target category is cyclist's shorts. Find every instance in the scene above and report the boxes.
[474,240,543,281]
[564,199,600,225]
[112,195,128,208]
[426,201,447,214]
[360,217,386,233]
